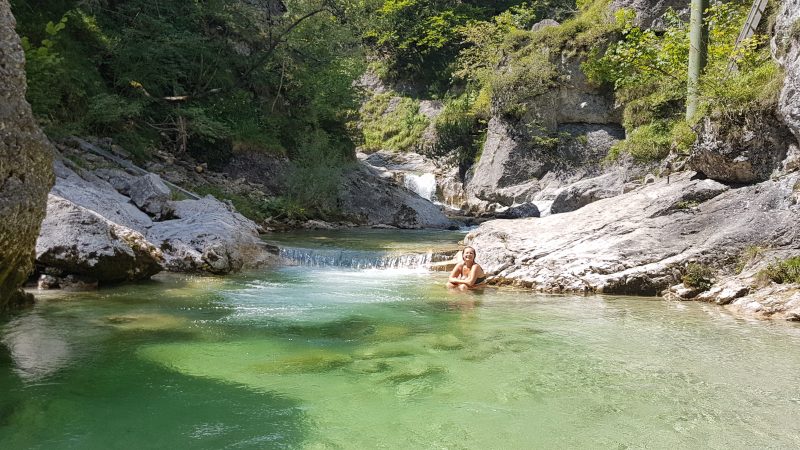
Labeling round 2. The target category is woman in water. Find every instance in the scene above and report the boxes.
[447,246,486,290]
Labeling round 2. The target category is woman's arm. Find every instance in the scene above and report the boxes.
[459,265,482,287]
[448,263,467,284]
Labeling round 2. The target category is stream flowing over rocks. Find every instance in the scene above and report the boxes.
[0,2,54,310]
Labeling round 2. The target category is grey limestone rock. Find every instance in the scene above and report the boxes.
[467,121,626,207]
[339,162,453,229]
[550,171,625,214]
[0,2,55,310]
[774,0,800,159]
[147,195,273,273]
[496,202,540,219]
[689,114,792,183]
[39,160,274,277]
[465,171,799,297]
[36,194,163,283]
[128,173,173,218]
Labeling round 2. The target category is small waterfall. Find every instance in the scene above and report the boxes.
[404,173,437,202]
[279,247,454,270]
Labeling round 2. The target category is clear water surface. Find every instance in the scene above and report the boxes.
[2,229,800,449]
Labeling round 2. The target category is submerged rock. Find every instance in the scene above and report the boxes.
[0,3,55,310]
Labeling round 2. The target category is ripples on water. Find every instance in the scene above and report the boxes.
[2,230,800,448]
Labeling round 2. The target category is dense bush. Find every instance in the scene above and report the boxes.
[683,263,714,291]
[13,0,364,218]
[360,93,429,152]
[585,1,779,162]
[759,257,800,284]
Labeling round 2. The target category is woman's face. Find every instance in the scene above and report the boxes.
[463,247,476,262]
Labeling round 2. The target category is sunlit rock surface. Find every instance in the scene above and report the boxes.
[0,2,54,310]
[466,172,800,296]
[37,158,275,279]
[36,194,162,283]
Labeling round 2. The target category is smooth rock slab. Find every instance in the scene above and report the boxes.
[148,196,272,273]
[465,172,800,296]
[36,194,163,283]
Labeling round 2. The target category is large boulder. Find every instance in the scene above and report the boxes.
[128,173,173,218]
[147,196,272,273]
[38,159,274,278]
[466,121,626,207]
[689,113,792,183]
[52,160,153,230]
[465,171,800,296]
[0,3,55,310]
[466,117,552,203]
[36,195,163,283]
[339,163,453,229]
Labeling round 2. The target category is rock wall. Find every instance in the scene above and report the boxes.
[774,0,800,168]
[0,2,55,311]
[610,0,690,29]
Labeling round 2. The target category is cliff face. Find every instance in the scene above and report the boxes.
[0,1,55,311]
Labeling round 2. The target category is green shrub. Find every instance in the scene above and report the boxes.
[360,92,429,152]
[285,130,346,219]
[683,263,714,290]
[759,257,800,284]
[490,51,558,119]
[425,91,487,175]
[735,245,766,273]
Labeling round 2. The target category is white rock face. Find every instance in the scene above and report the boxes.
[37,159,275,281]
[36,194,163,282]
[148,196,272,273]
[465,172,800,296]
[774,0,800,151]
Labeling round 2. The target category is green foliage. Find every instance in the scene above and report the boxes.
[14,0,366,211]
[683,263,714,291]
[610,119,692,162]
[759,257,800,284]
[286,129,348,219]
[426,91,487,175]
[360,92,429,152]
[736,245,766,274]
[490,50,559,119]
[585,2,775,162]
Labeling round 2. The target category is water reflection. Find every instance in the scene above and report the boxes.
[1,314,71,381]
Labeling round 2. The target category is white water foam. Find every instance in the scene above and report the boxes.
[404,173,437,202]
[279,247,441,271]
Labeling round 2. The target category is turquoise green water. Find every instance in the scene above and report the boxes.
[2,230,800,449]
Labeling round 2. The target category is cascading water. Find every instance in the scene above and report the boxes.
[278,247,453,270]
[403,173,437,202]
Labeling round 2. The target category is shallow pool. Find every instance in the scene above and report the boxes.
[2,230,799,448]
